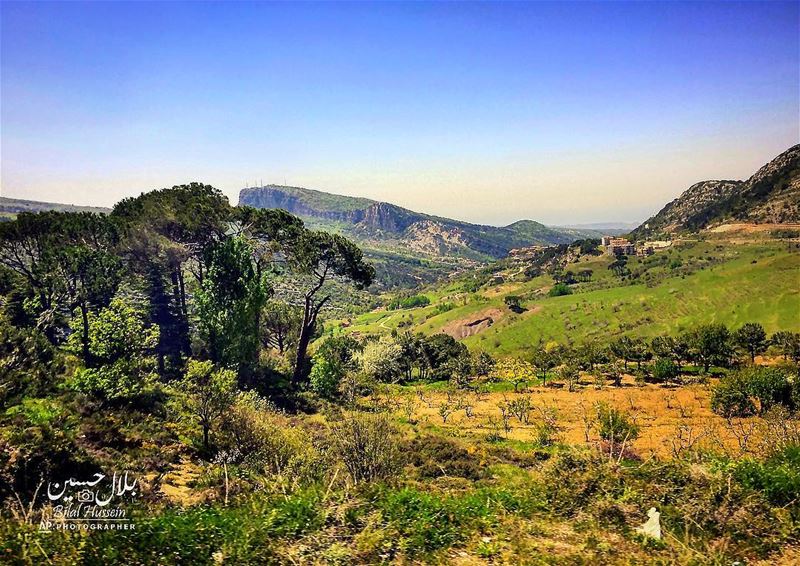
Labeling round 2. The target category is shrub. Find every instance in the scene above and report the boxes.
[264,489,324,537]
[405,436,483,480]
[732,444,800,505]
[504,295,523,311]
[652,357,678,383]
[548,283,573,297]
[68,297,159,401]
[388,294,430,310]
[309,356,343,398]
[219,392,323,488]
[745,366,793,414]
[711,371,755,418]
[595,403,639,444]
[330,412,398,484]
[533,407,562,447]
[377,487,492,554]
[711,366,793,417]
[435,302,454,314]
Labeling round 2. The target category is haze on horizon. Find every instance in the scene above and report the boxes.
[1,1,797,226]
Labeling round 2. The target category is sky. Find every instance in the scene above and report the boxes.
[1,1,798,226]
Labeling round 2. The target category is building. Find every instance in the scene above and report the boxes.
[606,238,635,256]
[601,235,613,246]
[645,240,672,250]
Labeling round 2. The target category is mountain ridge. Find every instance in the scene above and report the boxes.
[0,196,110,220]
[632,145,800,237]
[239,184,601,261]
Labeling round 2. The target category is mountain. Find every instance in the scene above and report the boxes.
[632,145,800,238]
[239,185,600,261]
[0,196,110,220]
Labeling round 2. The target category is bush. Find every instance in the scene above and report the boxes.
[377,487,493,554]
[503,295,523,311]
[219,392,323,489]
[732,444,800,505]
[388,294,430,310]
[435,302,454,314]
[309,356,343,398]
[548,283,573,297]
[711,366,793,417]
[595,403,640,444]
[405,436,483,480]
[745,366,793,414]
[652,357,679,383]
[710,371,755,418]
[330,412,398,484]
[264,489,324,537]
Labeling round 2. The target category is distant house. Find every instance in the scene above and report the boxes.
[606,238,635,256]
[601,236,613,246]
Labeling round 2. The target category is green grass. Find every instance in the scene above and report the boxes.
[341,240,800,357]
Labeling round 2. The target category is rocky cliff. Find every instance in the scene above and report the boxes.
[632,145,800,237]
[239,185,599,260]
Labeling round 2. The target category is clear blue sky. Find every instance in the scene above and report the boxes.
[1,1,798,225]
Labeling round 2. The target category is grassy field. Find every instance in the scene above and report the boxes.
[335,235,800,358]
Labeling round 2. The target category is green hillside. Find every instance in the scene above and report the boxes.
[335,233,800,357]
[240,185,602,259]
[247,184,376,213]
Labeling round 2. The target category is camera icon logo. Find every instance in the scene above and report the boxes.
[76,489,94,503]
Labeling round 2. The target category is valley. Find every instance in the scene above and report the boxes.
[1,147,798,565]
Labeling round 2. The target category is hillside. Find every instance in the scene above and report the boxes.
[632,144,800,238]
[335,231,800,357]
[239,185,601,261]
[0,195,110,220]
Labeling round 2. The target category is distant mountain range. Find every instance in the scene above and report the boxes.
[557,222,640,236]
[0,196,110,220]
[632,145,800,238]
[5,144,796,289]
[239,185,601,262]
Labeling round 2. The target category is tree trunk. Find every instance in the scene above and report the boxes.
[178,269,187,316]
[292,298,316,386]
[203,423,210,452]
[80,303,91,367]
[292,321,313,386]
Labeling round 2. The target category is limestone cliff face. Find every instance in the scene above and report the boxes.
[359,202,417,233]
[632,144,800,237]
[402,220,472,256]
[238,184,601,260]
